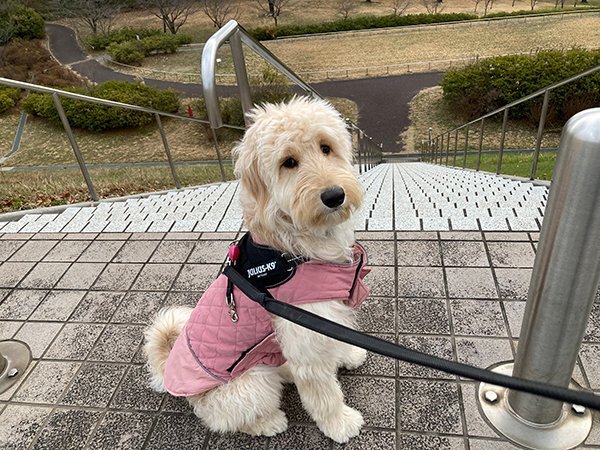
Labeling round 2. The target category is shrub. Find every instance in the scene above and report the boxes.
[107,41,145,65]
[441,49,600,124]
[0,87,20,114]
[250,12,478,40]
[12,5,45,40]
[85,27,163,50]
[23,81,180,131]
[107,33,193,64]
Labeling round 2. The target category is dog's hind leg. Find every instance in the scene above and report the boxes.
[189,366,288,437]
[339,345,368,371]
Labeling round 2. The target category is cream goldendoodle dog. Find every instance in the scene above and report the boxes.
[144,96,370,443]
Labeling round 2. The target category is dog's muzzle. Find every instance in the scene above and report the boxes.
[320,186,345,209]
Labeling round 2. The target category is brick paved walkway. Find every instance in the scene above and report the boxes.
[1,228,599,449]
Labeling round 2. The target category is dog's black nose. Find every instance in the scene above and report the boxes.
[321,186,345,208]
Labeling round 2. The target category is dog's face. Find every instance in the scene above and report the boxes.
[234,97,363,233]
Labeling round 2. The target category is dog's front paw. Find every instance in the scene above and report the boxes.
[318,405,364,443]
[342,347,368,370]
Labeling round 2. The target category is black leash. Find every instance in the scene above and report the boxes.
[223,264,600,411]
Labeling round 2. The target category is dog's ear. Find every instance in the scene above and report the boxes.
[233,132,269,214]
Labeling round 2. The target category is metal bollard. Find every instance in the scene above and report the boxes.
[478,108,600,449]
[0,340,32,394]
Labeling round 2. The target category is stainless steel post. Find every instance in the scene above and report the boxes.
[155,113,181,189]
[445,132,450,166]
[531,89,550,180]
[478,108,600,449]
[463,126,469,168]
[52,93,99,202]
[453,130,458,166]
[497,108,509,175]
[440,133,444,165]
[357,132,363,175]
[229,31,253,127]
[477,118,484,171]
[211,128,227,182]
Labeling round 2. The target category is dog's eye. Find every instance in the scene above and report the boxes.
[321,144,331,155]
[282,157,298,169]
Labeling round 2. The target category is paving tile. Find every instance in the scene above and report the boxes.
[55,262,107,289]
[187,240,231,264]
[113,240,160,263]
[30,290,86,321]
[397,379,462,434]
[487,242,536,268]
[332,429,395,450]
[8,240,57,261]
[42,240,90,262]
[503,301,526,338]
[0,289,47,319]
[44,323,105,360]
[396,240,441,266]
[468,438,520,449]
[92,263,143,291]
[0,320,22,339]
[401,434,465,449]
[164,232,201,240]
[205,431,267,450]
[77,240,125,262]
[88,324,144,362]
[163,291,201,308]
[60,363,127,407]
[14,321,62,358]
[579,344,600,390]
[455,337,513,370]
[129,232,164,240]
[485,232,530,241]
[71,291,126,322]
[110,365,164,410]
[172,264,222,291]
[397,267,445,298]
[341,376,395,428]
[268,425,330,450]
[96,233,131,240]
[494,268,532,300]
[441,241,489,267]
[451,299,507,337]
[0,360,37,401]
[358,240,395,266]
[112,291,167,324]
[396,231,438,240]
[355,231,394,240]
[32,409,102,450]
[150,240,195,263]
[19,262,70,289]
[0,240,24,261]
[13,361,80,403]
[0,261,35,287]
[145,414,209,450]
[439,231,482,241]
[340,334,395,378]
[356,297,395,334]
[397,335,454,379]
[461,383,498,438]
[131,264,182,291]
[161,394,193,413]
[0,405,51,450]
[397,298,450,335]
[445,267,497,299]
[87,411,154,450]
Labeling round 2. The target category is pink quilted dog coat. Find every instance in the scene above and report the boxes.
[163,236,370,397]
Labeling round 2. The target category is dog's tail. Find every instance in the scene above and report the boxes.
[143,306,192,393]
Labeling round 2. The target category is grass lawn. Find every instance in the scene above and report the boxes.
[0,164,235,213]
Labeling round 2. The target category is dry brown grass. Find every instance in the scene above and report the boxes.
[109,13,600,83]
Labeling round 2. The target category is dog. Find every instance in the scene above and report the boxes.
[144,96,370,443]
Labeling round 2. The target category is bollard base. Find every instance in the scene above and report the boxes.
[0,340,32,395]
[478,363,592,449]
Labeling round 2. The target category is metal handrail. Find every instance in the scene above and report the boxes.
[426,64,600,179]
[201,20,383,173]
[0,76,242,203]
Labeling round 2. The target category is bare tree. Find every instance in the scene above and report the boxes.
[421,0,444,14]
[391,0,410,15]
[139,0,198,34]
[201,0,238,28]
[530,0,537,10]
[473,0,482,12]
[255,0,291,27]
[337,0,357,19]
[52,0,121,34]
[483,0,494,14]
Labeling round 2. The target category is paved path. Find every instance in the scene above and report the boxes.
[0,163,547,233]
[45,23,441,151]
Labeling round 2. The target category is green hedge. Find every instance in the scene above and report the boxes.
[0,86,20,114]
[107,33,192,65]
[485,6,597,18]
[22,81,180,131]
[85,27,163,50]
[250,12,478,40]
[441,49,600,123]
[12,5,45,40]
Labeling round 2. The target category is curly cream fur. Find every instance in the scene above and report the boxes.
[144,96,367,443]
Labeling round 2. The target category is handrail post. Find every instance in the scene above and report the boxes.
[462,126,469,168]
[477,118,484,171]
[229,30,253,127]
[478,108,600,449]
[357,131,363,175]
[51,93,99,202]
[211,129,227,182]
[155,113,181,189]
[453,129,458,166]
[497,108,509,174]
[530,89,550,180]
[440,133,444,165]
[445,132,450,166]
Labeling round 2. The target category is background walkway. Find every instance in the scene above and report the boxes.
[45,24,441,151]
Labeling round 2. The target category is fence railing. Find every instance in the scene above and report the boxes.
[423,64,600,180]
[200,20,383,174]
